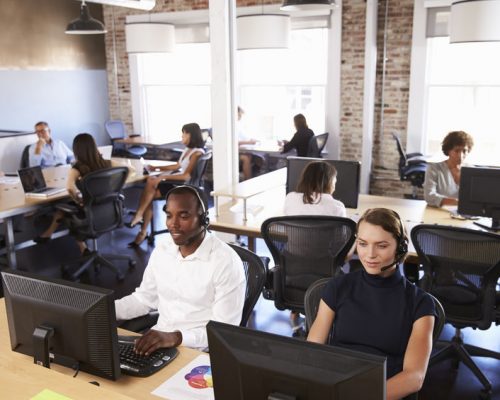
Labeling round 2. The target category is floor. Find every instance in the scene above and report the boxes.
[3,191,500,400]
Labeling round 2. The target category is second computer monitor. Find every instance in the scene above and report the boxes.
[207,321,386,400]
[287,157,361,209]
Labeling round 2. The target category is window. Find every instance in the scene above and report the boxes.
[237,28,328,140]
[424,37,500,166]
[137,43,212,144]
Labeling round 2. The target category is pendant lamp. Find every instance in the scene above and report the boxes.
[237,14,291,50]
[281,0,334,11]
[65,0,107,35]
[449,0,500,43]
[125,23,175,53]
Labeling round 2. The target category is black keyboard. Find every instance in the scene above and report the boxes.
[118,336,179,377]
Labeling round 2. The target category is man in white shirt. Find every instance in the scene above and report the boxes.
[29,121,74,167]
[115,185,246,355]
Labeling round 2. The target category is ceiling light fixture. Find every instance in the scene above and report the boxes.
[280,0,334,11]
[84,0,155,10]
[125,22,175,53]
[65,0,107,35]
[237,14,290,50]
[449,0,500,43]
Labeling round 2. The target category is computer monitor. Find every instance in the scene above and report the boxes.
[207,321,386,400]
[1,270,121,380]
[286,157,361,208]
[458,166,500,231]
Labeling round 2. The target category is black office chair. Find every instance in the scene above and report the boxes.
[306,134,321,158]
[229,244,267,327]
[119,242,267,333]
[392,132,427,199]
[316,132,329,155]
[261,216,356,314]
[411,224,500,399]
[20,144,30,169]
[148,150,212,244]
[105,120,147,158]
[56,167,136,281]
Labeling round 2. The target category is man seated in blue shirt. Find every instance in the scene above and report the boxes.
[29,121,74,167]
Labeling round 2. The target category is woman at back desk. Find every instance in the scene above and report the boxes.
[279,113,314,157]
[423,130,474,207]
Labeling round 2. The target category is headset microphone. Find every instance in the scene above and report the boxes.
[380,211,408,273]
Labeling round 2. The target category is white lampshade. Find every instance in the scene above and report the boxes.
[237,14,291,50]
[450,0,500,43]
[125,23,175,53]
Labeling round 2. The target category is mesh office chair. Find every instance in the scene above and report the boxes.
[306,134,321,158]
[411,224,500,399]
[105,120,147,158]
[56,167,136,281]
[20,144,30,169]
[119,242,267,333]
[316,132,329,155]
[229,244,267,327]
[261,216,356,314]
[304,277,446,400]
[392,132,427,199]
[148,151,212,244]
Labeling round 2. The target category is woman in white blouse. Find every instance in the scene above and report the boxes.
[126,123,205,247]
[423,130,474,207]
[284,160,346,333]
[284,161,346,217]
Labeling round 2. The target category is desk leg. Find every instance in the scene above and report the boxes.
[243,199,247,222]
[214,196,219,217]
[248,236,256,253]
[4,217,17,269]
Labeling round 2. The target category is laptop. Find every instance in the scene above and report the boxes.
[18,166,66,198]
[98,145,113,160]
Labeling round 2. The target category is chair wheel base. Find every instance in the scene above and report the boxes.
[479,389,492,400]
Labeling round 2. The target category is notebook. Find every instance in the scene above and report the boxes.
[18,166,66,198]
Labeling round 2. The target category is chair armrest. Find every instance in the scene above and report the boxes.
[55,203,80,214]
[263,266,276,300]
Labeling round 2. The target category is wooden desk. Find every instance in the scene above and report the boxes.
[208,170,490,254]
[0,298,201,399]
[211,168,286,221]
[0,160,174,269]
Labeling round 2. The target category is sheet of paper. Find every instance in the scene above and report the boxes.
[0,176,20,184]
[151,354,214,400]
[30,389,72,400]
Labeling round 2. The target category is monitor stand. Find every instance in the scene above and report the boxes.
[33,325,54,368]
[474,208,500,232]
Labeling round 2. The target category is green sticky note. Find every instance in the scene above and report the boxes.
[31,389,72,400]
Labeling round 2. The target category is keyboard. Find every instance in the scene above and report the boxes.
[118,335,179,377]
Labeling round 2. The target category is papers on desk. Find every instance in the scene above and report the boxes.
[151,354,214,400]
[30,389,72,400]
[0,176,20,184]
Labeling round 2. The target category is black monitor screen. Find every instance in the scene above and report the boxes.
[286,157,361,209]
[458,166,500,230]
[207,321,386,400]
[1,270,121,380]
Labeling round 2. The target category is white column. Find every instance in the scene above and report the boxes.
[209,0,239,191]
[324,1,343,160]
[360,0,378,194]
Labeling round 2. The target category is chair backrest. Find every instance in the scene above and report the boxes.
[69,167,129,238]
[20,144,30,169]
[229,244,267,327]
[304,277,331,332]
[187,150,212,188]
[315,132,329,154]
[306,134,321,158]
[261,216,356,313]
[391,132,407,169]
[105,120,126,141]
[411,224,500,330]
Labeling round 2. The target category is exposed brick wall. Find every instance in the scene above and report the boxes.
[103,0,418,198]
[370,0,416,198]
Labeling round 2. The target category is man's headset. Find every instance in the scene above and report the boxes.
[164,185,210,228]
[380,210,409,272]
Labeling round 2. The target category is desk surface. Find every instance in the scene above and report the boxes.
[0,298,201,399]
